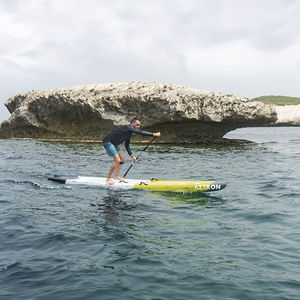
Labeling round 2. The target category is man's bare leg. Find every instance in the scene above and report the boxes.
[114,151,125,181]
[106,154,121,184]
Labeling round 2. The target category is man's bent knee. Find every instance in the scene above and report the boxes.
[113,154,121,163]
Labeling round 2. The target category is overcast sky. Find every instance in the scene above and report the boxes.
[1,0,300,122]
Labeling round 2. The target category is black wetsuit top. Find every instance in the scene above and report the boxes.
[102,125,153,156]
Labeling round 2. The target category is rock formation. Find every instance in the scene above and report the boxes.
[0,82,277,144]
[273,105,300,126]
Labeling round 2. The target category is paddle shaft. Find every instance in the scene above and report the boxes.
[123,136,157,178]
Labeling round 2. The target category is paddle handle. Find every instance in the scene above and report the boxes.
[123,163,134,179]
[123,136,157,178]
[136,136,157,159]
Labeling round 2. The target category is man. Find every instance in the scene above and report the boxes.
[102,118,161,184]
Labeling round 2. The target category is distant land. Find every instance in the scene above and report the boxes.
[253,95,300,106]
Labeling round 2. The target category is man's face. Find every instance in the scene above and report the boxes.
[131,120,141,129]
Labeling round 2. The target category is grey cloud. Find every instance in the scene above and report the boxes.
[157,0,300,51]
[0,0,20,11]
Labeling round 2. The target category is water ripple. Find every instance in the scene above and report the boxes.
[1,129,300,299]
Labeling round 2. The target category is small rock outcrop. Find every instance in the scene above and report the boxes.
[273,105,300,126]
[0,82,277,143]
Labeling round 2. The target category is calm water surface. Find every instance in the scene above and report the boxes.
[0,127,300,299]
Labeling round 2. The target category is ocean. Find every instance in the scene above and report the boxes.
[0,127,300,299]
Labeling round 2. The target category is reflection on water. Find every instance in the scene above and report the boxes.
[93,190,136,228]
[149,191,225,207]
[90,189,219,257]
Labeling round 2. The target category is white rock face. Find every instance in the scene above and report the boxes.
[0,82,277,143]
[274,105,300,125]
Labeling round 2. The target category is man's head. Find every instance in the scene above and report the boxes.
[130,118,141,129]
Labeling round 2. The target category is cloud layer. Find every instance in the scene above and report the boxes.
[1,0,300,121]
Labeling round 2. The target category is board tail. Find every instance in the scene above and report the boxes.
[48,177,66,184]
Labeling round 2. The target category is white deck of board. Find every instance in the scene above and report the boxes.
[66,176,149,189]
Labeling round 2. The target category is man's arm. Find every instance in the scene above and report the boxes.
[125,139,133,156]
[128,126,154,136]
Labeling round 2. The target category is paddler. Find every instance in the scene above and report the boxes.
[102,118,161,184]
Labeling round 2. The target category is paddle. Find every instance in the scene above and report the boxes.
[123,136,157,179]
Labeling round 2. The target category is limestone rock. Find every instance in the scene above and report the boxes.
[0,82,277,143]
[273,105,300,126]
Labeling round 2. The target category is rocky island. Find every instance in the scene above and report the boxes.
[0,82,277,144]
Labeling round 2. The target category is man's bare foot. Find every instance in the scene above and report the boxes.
[114,176,127,183]
[106,178,115,185]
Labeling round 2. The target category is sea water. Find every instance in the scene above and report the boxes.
[0,127,300,300]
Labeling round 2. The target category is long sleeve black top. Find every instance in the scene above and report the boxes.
[102,125,153,156]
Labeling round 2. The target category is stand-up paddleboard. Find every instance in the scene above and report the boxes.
[48,175,226,193]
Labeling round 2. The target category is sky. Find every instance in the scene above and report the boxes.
[1,0,300,122]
